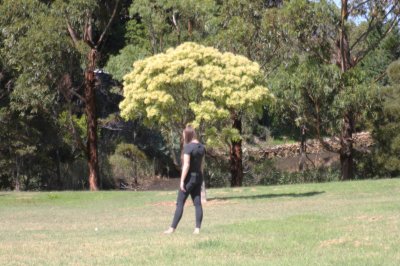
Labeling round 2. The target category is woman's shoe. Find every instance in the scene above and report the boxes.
[164,227,175,234]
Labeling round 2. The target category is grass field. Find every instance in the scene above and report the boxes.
[1,179,399,266]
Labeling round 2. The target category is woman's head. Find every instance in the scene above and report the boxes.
[183,125,196,144]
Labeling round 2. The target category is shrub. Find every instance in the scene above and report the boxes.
[108,143,152,189]
[369,60,400,177]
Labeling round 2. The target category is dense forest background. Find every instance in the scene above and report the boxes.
[0,0,399,191]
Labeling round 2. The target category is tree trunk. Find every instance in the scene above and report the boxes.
[298,125,307,171]
[85,49,100,191]
[56,149,62,190]
[338,0,354,180]
[230,113,243,187]
[14,156,20,191]
[340,112,354,180]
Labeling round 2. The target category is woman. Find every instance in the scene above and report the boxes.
[164,125,205,234]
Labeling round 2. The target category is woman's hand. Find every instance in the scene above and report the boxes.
[180,153,190,192]
[180,181,186,192]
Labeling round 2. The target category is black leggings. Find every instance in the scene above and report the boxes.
[171,172,203,229]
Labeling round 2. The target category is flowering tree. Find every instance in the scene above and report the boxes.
[120,42,273,186]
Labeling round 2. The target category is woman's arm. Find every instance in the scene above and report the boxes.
[180,154,190,192]
[200,156,204,175]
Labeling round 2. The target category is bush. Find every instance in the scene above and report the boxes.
[108,143,153,189]
[368,60,400,177]
[203,154,231,188]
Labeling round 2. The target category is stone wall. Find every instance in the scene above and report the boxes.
[253,132,373,159]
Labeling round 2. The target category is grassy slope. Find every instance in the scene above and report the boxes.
[0,179,399,266]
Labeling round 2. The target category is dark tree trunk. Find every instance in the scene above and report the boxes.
[66,0,120,191]
[85,49,100,191]
[340,112,354,180]
[298,125,307,171]
[56,149,62,190]
[14,156,20,191]
[338,0,354,180]
[230,113,243,187]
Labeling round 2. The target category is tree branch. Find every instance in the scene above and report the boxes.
[70,89,86,103]
[83,13,95,48]
[350,15,375,51]
[348,0,372,16]
[350,3,396,52]
[97,0,121,49]
[172,11,179,31]
[353,14,399,65]
[66,20,79,47]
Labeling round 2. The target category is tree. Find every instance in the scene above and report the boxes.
[55,0,122,190]
[1,0,130,190]
[120,42,273,186]
[272,0,399,179]
[334,0,400,179]
[0,0,81,190]
[207,0,286,74]
[270,59,341,153]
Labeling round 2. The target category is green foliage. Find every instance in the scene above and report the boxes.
[203,155,231,188]
[333,68,378,129]
[104,45,150,82]
[283,0,337,61]
[0,0,80,114]
[129,0,216,53]
[206,0,290,73]
[108,143,152,187]
[270,59,341,137]
[58,111,87,148]
[370,60,400,176]
[115,143,147,161]
[125,18,151,48]
[0,106,72,190]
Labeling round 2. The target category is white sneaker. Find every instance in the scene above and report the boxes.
[164,227,175,234]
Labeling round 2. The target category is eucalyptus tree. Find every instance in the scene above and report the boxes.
[208,0,285,72]
[0,0,129,190]
[53,0,122,190]
[333,0,400,179]
[120,42,274,186]
[273,0,399,179]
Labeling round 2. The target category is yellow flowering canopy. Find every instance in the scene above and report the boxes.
[120,42,274,144]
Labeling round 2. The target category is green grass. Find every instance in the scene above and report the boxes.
[1,179,400,265]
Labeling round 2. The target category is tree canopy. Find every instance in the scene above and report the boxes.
[120,42,273,138]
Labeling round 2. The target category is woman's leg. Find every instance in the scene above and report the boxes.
[190,183,203,229]
[170,189,190,229]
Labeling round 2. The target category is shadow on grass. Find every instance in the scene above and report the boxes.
[208,191,325,201]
